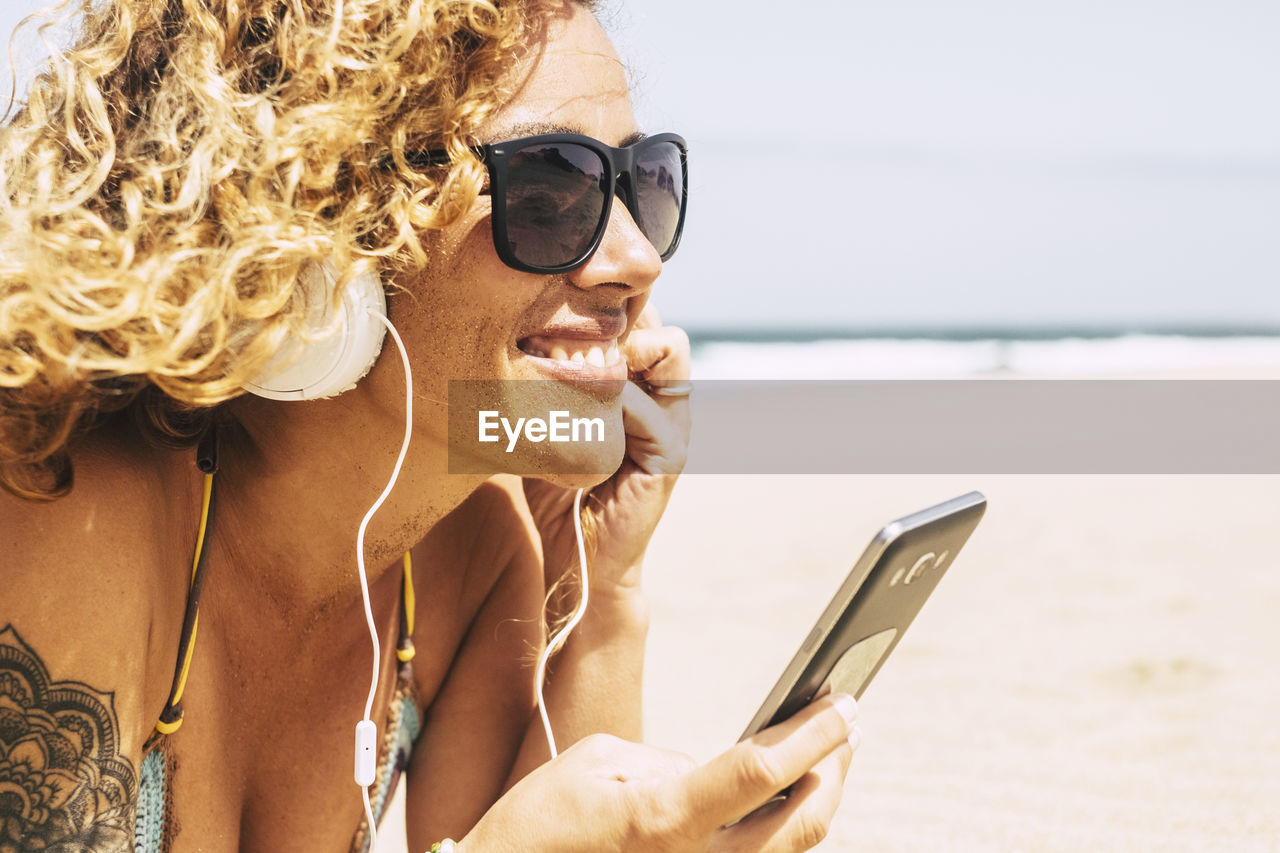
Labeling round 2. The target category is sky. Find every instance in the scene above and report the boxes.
[604,0,1280,333]
[4,0,1278,333]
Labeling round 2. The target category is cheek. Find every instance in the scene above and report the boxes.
[398,218,529,377]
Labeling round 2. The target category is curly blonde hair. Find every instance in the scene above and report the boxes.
[1,0,584,500]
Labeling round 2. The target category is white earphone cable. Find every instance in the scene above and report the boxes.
[533,486,590,759]
[353,312,413,850]
[349,309,584,845]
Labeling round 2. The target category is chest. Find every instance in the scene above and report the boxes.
[138,590,465,853]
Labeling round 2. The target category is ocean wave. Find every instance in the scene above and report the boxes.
[690,334,1280,379]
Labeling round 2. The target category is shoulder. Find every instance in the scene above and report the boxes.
[1,427,188,596]
[0,427,198,747]
[441,475,537,535]
[405,476,543,660]
[0,440,170,844]
[419,475,540,583]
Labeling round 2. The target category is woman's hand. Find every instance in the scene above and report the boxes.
[459,694,862,853]
[509,306,686,752]
[522,304,692,597]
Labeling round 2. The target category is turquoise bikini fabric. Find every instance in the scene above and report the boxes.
[134,749,168,853]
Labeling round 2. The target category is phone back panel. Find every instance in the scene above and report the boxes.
[741,492,987,739]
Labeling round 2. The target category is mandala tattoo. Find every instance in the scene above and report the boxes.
[0,625,137,852]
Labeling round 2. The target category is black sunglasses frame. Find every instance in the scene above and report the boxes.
[407,132,688,275]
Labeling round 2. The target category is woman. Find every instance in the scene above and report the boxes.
[0,0,860,850]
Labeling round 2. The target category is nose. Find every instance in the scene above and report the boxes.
[568,198,662,294]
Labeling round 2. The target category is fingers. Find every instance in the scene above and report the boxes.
[617,321,691,474]
[619,382,689,475]
[679,693,859,835]
[717,737,857,853]
[624,324,691,389]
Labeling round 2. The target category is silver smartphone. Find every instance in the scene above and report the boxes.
[740,492,987,740]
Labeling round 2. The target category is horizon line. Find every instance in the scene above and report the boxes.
[685,324,1280,344]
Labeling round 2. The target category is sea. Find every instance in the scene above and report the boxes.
[687,329,1280,380]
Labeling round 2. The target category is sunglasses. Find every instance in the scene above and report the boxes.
[408,132,688,274]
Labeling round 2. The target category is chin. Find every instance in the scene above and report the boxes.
[517,431,628,485]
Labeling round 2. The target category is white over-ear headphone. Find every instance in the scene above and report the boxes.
[243,260,387,401]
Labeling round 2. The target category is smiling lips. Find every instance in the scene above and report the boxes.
[516,316,630,383]
[519,335,622,368]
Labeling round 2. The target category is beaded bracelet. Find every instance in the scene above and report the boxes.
[429,841,456,853]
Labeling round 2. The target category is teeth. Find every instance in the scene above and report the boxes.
[521,335,621,368]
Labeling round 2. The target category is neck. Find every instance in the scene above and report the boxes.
[207,384,485,620]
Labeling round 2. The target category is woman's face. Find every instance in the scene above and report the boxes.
[389,3,662,479]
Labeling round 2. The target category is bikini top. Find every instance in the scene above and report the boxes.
[136,430,422,853]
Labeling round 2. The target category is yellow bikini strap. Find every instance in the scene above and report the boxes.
[397,551,416,663]
[155,431,218,736]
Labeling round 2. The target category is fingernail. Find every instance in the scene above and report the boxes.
[849,723,863,750]
[833,694,858,729]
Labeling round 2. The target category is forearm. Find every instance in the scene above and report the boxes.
[508,580,649,782]
[548,582,649,741]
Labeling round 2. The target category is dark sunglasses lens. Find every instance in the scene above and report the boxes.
[505,143,608,269]
[634,142,685,256]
